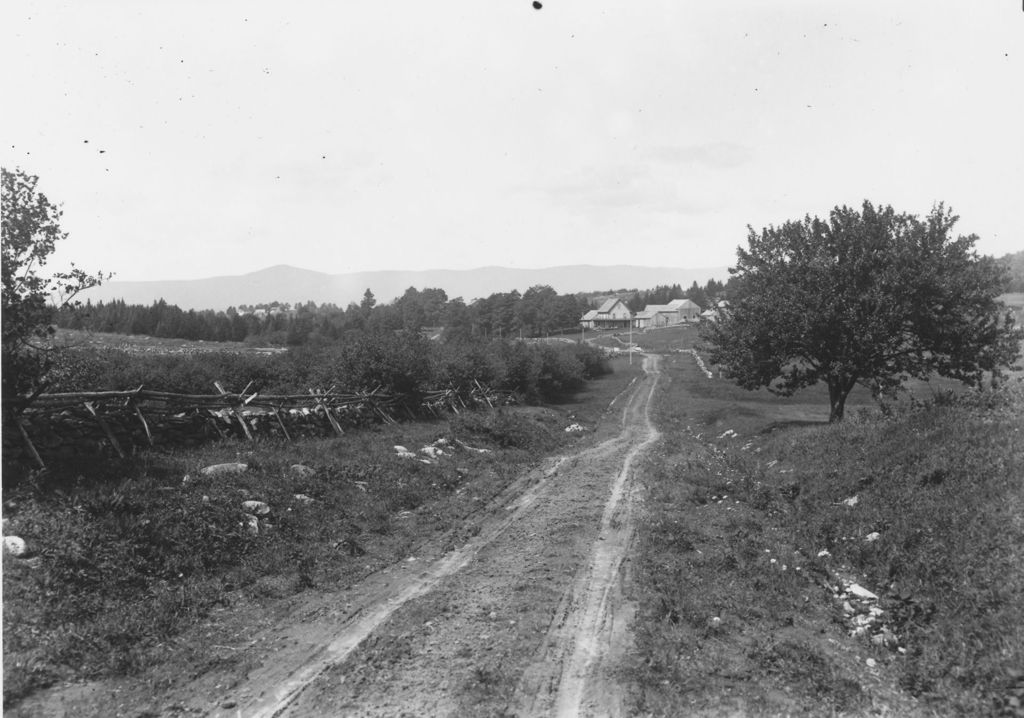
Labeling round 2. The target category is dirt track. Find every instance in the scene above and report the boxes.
[177,354,661,718]
[12,355,662,718]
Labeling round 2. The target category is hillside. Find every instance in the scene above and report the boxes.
[77,264,728,311]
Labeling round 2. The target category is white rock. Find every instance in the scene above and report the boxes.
[866,658,877,668]
[200,463,248,477]
[290,464,316,477]
[842,495,859,507]
[865,532,881,542]
[564,423,585,433]
[420,446,443,458]
[817,549,832,558]
[455,440,491,454]
[241,500,270,516]
[243,514,260,535]
[842,601,855,614]
[3,535,28,557]
[293,494,314,504]
[848,583,879,600]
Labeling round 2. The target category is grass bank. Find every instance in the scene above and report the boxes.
[1,357,642,709]
[631,351,1024,716]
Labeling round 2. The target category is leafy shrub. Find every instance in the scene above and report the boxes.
[536,344,586,399]
[570,342,612,379]
[39,332,610,407]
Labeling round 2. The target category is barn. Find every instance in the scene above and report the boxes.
[667,298,701,322]
[580,298,633,330]
[633,298,702,328]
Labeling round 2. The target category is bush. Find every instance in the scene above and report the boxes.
[536,344,586,399]
[571,343,612,379]
[36,332,611,407]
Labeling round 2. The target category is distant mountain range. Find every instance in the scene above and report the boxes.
[78,264,730,311]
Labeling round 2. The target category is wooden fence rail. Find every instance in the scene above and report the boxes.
[2,382,514,470]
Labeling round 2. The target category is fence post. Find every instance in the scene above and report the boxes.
[309,389,345,436]
[84,401,127,459]
[14,416,46,470]
[214,382,254,441]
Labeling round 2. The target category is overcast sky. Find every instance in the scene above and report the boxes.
[2,1,1022,282]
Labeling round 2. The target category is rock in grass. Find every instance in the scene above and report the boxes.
[243,515,260,535]
[848,583,879,600]
[241,500,270,516]
[200,462,248,477]
[290,464,315,477]
[293,494,314,504]
[3,536,28,557]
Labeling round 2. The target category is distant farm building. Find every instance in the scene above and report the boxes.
[580,297,703,330]
[580,309,600,328]
[632,298,702,329]
[700,300,730,322]
[581,298,633,330]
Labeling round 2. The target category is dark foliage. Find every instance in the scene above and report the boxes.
[1,167,107,401]
[702,201,1022,421]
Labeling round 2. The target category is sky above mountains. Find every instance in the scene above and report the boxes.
[3,1,1022,282]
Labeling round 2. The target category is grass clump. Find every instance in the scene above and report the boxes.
[1,399,577,709]
[774,382,1024,714]
[632,350,1024,716]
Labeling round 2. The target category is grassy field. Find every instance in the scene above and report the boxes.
[52,328,284,355]
[1,357,644,708]
[630,351,1024,715]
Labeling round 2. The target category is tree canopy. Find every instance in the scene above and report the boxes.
[2,167,107,400]
[701,201,1022,421]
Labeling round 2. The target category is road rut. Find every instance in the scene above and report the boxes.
[213,354,661,717]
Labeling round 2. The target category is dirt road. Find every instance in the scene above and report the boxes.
[169,353,658,718]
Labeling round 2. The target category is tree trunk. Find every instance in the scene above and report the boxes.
[827,376,856,423]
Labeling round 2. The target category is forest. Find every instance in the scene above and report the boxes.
[54,279,730,345]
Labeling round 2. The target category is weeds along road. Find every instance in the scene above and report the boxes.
[210,354,662,718]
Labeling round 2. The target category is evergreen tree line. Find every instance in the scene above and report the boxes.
[54,285,593,345]
[55,276,737,346]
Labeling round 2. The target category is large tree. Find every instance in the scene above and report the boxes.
[701,201,1021,421]
[2,167,107,401]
